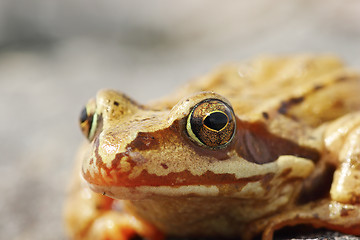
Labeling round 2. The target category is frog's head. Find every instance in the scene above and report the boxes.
[80,89,318,200]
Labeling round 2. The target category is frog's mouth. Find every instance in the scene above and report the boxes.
[84,156,313,201]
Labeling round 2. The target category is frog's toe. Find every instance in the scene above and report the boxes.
[325,113,360,204]
[86,212,162,240]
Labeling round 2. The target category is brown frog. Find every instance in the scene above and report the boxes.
[64,55,360,240]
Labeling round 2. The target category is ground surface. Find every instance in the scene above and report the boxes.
[1,1,360,239]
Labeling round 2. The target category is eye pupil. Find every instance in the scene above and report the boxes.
[204,112,228,131]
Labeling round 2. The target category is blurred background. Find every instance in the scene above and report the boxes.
[1,0,360,239]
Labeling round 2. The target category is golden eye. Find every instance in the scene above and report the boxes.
[187,99,236,148]
[79,99,99,141]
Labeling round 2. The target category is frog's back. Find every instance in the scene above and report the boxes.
[155,55,360,127]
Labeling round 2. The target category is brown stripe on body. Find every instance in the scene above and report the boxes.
[277,74,356,115]
[278,97,304,114]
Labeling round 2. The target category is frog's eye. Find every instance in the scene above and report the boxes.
[79,99,100,141]
[186,99,236,148]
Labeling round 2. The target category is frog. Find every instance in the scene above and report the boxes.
[64,55,360,240]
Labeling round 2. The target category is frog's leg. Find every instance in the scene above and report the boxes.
[64,144,163,240]
[325,113,360,204]
[257,199,360,240]
[243,113,360,240]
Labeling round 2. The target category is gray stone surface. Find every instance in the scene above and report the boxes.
[1,1,360,239]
